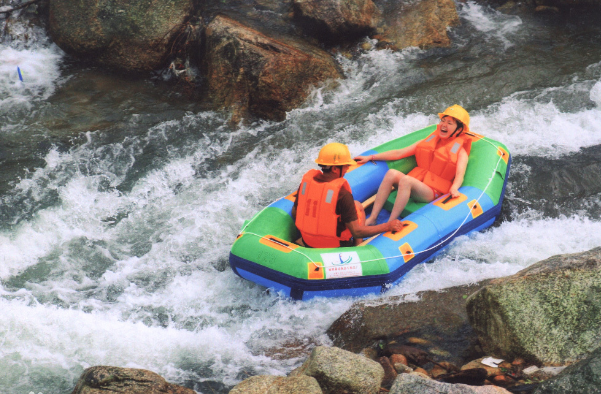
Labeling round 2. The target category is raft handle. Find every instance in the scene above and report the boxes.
[441,195,453,204]
[267,237,291,248]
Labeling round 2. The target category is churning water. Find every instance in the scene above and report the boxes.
[1,2,601,393]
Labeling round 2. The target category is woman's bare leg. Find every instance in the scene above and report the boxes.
[388,176,435,222]
[366,169,403,226]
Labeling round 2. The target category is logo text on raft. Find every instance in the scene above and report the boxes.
[320,251,363,279]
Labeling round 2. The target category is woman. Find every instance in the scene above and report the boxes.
[355,105,473,225]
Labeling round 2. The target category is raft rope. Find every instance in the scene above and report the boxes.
[239,135,506,267]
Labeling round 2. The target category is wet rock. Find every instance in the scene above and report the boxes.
[360,347,379,360]
[229,375,323,394]
[437,368,488,385]
[203,15,342,122]
[374,0,459,50]
[71,366,194,394]
[384,343,430,366]
[327,282,491,365]
[533,345,601,394]
[466,248,601,364]
[461,358,502,378]
[408,337,433,346]
[430,361,459,379]
[291,346,384,394]
[48,0,194,72]
[490,375,512,387]
[512,358,526,367]
[395,363,414,374]
[293,0,381,43]
[430,364,448,378]
[390,353,409,367]
[379,356,398,388]
[414,367,430,377]
[390,373,512,393]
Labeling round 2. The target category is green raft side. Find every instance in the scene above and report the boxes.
[462,137,509,205]
[366,125,510,212]
[232,206,389,279]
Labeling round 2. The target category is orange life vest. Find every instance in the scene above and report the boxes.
[407,126,472,194]
[295,169,353,248]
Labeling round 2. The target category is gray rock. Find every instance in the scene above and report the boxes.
[466,248,601,364]
[229,375,323,394]
[293,0,381,43]
[373,0,459,50]
[203,15,342,122]
[48,0,194,72]
[293,346,384,394]
[389,373,511,394]
[327,282,491,365]
[71,366,194,394]
[533,346,601,394]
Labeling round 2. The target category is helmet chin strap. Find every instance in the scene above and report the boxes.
[450,125,463,138]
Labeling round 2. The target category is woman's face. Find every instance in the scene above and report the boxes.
[438,116,458,139]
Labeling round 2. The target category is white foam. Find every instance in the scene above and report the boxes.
[590,80,601,106]
[0,45,64,115]
[471,83,601,157]
[459,1,523,49]
[386,214,601,296]
[2,14,601,393]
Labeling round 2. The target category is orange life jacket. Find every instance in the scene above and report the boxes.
[295,169,353,248]
[407,126,472,194]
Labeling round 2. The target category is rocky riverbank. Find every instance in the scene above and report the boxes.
[67,247,601,393]
[228,247,601,393]
[4,0,601,123]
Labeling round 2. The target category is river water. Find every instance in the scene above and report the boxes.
[1,3,601,393]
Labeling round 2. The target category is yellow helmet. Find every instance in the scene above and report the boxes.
[315,143,357,166]
[438,104,470,127]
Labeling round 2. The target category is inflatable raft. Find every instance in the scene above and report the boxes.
[229,125,511,300]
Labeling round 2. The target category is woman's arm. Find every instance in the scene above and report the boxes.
[354,141,420,164]
[449,148,469,198]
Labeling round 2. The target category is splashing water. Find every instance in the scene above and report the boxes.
[1,6,601,394]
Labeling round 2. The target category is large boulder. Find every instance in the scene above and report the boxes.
[327,282,490,365]
[466,248,601,364]
[533,345,601,394]
[203,15,342,122]
[373,0,459,50]
[48,0,194,72]
[389,373,511,394]
[229,375,323,394]
[290,346,384,394]
[71,366,194,394]
[293,0,381,43]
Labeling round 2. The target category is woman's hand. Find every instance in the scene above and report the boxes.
[354,155,372,165]
[449,186,461,198]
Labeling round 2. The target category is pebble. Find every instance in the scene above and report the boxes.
[540,366,566,376]
[390,354,408,366]
[523,365,540,375]
[407,337,432,345]
[394,363,413,374]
